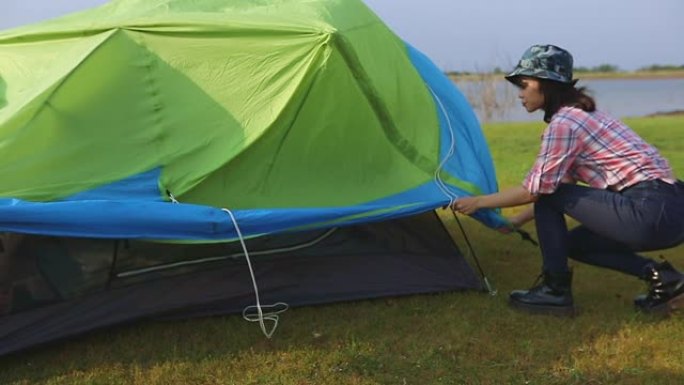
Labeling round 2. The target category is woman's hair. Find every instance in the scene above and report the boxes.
[538,79,596,123]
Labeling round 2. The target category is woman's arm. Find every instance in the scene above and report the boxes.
[451,186,537,215]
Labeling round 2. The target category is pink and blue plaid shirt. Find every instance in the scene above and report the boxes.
[523,106,676,195]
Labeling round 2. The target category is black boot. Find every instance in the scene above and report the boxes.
[634,261,684,315]
[509,271,576,317]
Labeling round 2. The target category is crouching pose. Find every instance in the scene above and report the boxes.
[452,44,684,316]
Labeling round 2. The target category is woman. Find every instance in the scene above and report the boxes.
[452,44,684,316]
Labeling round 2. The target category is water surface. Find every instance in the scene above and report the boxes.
[455,78,684,123]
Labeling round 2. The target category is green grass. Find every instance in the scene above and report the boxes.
[1,116,683,385]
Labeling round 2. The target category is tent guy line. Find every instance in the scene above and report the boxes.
[223,207,288,339]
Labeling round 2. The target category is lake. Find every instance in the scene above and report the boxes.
[454,77,684,123]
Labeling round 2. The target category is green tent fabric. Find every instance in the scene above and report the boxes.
[0,0,505,241]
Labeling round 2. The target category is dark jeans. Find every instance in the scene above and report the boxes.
[534,179,684,277]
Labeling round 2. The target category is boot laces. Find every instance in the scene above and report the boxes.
[647,268,667,300]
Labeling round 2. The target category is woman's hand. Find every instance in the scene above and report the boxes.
[496,216,523,234]
[496,224,515,234]
[451,196,482,215]
[498,206,536,234]
[451,187,537,217]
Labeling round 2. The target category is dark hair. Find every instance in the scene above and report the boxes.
[538,79,596,123]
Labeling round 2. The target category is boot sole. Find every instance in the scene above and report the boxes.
[640,292,684,316]
[508,298,577,317]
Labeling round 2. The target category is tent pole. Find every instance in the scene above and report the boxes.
[448,211,497,296]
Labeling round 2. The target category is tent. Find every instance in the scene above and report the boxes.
[0,0,505,355]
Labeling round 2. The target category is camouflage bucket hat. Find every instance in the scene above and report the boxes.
[505,44,574,84]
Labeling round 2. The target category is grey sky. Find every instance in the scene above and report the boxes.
[2,0,683,72]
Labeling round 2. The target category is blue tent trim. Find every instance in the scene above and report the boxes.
[406,43,505,229]
[63,168,164,202]
[406,44,499,194]
[0,181,504,241]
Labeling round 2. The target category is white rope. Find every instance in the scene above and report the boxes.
[167,190,289,338]
[222,208,288,339]
[427,85,497,296]
[167,191,179,204]
[427,86,459,206]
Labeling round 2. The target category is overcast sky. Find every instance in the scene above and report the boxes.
[2,0,683,72]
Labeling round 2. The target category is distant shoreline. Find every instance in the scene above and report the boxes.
[645,109,684,118]
[574,70,684,80]
[449,69,684,82]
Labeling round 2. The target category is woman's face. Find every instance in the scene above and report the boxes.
[516,77,545,113]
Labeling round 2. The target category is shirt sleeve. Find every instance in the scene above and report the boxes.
[523,118,581,195]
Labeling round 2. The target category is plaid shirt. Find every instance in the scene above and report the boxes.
[523,107,676,195]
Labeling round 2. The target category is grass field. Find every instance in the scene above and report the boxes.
[1,116,683,385]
